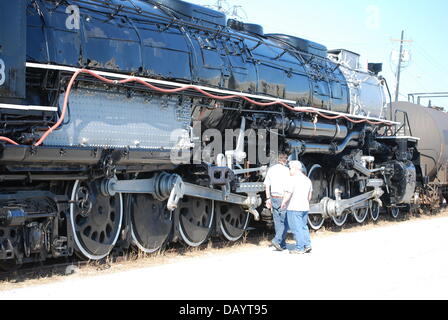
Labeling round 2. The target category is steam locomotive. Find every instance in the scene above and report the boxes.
[0,0,439,269]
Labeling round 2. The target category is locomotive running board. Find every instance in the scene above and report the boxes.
[26,62,400,126]
[0,103,57,112]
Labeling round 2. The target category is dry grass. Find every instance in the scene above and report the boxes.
[1,208,448,291]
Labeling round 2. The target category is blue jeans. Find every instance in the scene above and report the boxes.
[287,211,311,251]
[271,198,288,249]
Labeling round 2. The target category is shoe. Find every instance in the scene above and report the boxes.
[271,241,284,252]
[305,247,312,254]
[289,250,305,255]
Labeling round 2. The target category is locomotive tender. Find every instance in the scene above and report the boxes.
[0,0,434,269]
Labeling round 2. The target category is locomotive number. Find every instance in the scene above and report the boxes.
[0,59,5,86]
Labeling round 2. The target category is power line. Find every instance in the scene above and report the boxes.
[413,44,448,75]
[398,57,432,93]
[205,0,248,20]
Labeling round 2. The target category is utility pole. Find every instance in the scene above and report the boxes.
[395,30,405,102]
[216,0,224,11]
[391,30,413,102]
[207,0,227,13]
[206,1,248,21]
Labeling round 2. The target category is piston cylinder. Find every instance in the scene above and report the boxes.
[288,119,348,141]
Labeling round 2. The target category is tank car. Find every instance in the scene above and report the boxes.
[0,0,423,269]
[392,101,448,206]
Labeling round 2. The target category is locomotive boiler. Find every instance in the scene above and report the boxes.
[0,0,428,269]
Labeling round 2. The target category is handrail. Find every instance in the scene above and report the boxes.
[394,109,413,137]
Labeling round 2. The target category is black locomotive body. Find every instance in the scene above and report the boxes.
[0,0,429,269]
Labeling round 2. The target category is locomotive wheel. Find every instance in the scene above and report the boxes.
[308,215,325,231]
[0,260,22,272]
[331,172,349,227]
[370,201,380,221]
[353,207,369,224]
[389,207,400,219]
[130,195,172,254]
[70,180,123,260]
[177,197,214,247]
[307,164,328,231]
[216,202,250,242]
[332,213,348,227]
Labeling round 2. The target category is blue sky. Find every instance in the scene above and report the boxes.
[188,0,448,108]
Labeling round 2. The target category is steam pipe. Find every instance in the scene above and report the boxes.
[270,116,348,141]
[286,131,361,155]
[288,119,348,141]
